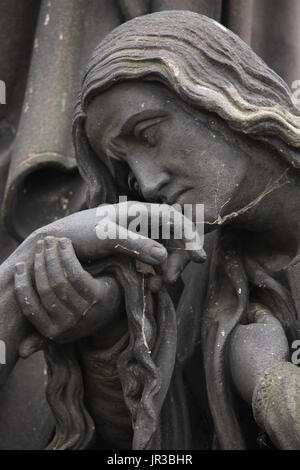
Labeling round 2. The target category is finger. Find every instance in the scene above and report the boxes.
[44,236,90,316]
[34,240,72,323]
[125,202,206,263]
[95,220,168,265]
[14,262,53,336]
[58,237,107,303]
[19,332,46,358]
[114,225,169,265]
[161,249,188,284]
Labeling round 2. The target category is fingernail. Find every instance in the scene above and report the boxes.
[168,271,180,283]
[151,246,167,262]
[45,236,55,249]
[58,238,68,250]
[199,248,207,260]
[15,263,25,275]
[193,247,207,262]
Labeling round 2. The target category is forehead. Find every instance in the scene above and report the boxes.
[85,81,172,140]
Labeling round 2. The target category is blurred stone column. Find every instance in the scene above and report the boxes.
[152,0,223,20]
[251,0,300,88]
[0,0,41,260]
[118,0,151,20]
[224,0,254,45]
[3,0,122,241]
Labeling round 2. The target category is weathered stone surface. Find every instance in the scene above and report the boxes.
[0,2,299,451]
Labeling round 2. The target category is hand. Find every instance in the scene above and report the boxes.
[12,202,205,277]
[14,236,123,346]
[229,304,289,404]
[95,201,206,284]
[10,202,206,353]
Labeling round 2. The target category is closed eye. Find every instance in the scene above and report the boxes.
[106,113,168,164]
[133,116,168,146]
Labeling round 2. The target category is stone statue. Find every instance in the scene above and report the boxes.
[0,10,299,450]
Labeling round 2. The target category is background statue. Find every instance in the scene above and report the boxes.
[0,10,299,449]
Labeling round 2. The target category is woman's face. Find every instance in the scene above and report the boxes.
[85,82,248,226]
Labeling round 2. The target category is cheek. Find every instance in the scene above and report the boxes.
[164,142,200,179]
[178,153,246,219]
[159,119,197,160]
[165,122,210,177]
[203,156,247,218]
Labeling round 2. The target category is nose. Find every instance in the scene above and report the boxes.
[129,160,169,202]
[140,177,169,202]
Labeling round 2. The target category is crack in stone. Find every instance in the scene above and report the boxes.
[206,168,291,226]
[141,274,151,354]
[114,244,140,256]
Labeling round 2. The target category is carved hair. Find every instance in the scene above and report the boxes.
[74,10,300,203]
[45,257,178,450]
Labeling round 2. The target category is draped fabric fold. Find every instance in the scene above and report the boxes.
[201,233,249,449]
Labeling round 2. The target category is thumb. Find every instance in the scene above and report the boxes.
[19,333,46,358]
[162,249,188,284]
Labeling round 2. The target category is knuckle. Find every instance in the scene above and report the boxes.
[63,317,76,330]
[20,302,38,319]
[60,247,72,263]
[62,240,73,253]
[34,259,44,273]
[46,253,58,266]
[37,284,51,298]
[22,307,33,318]
[15,286,31,302]
[48,319,75,341]
[66,268,80,284]
[51,277,66,292]
[14,283,25,295]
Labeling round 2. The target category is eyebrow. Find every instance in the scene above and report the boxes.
[105,109,168,163]
[120,109,168,135]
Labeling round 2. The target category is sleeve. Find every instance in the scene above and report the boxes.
[252,361,300,449]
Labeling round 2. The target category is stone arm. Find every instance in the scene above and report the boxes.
[0,236,40,387]
[0,231,132,448]
[229,304,300,449]
[0,207,169,388]
[252,361,300,449]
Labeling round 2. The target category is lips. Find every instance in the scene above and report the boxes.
[165,187,190,205]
